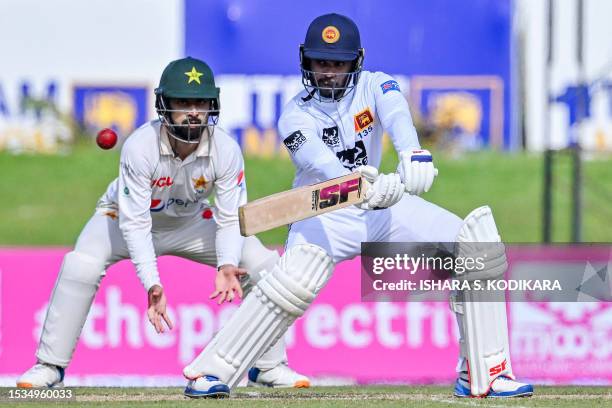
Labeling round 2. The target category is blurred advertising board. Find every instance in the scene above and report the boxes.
[73,85,150,137]
[0,0,515,154]
[0,0,180,154]
[187,0,514,152]
[0,246,610,386]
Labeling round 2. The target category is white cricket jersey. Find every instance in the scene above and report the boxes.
[98,120,246,290]
[278,70,420,187]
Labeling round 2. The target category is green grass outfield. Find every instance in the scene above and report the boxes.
[2,386,611,407]
[1,143,611,246]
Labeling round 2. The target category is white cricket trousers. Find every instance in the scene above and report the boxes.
[287,194,471,374]
[287,194,463,261]
[36,208,286,370]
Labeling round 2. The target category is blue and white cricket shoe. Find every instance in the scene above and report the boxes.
[17,363,65,388]
[454,375,533,398]
[247,363,310,388]
[184,375,230,399]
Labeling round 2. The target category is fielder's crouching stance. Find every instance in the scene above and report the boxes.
[17,57,308,391]
[184,14,533,398]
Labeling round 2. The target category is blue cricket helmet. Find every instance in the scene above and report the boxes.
[300,13,365,102]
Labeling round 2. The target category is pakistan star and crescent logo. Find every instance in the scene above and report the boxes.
[185,67,203,84]
[192,175,208,194]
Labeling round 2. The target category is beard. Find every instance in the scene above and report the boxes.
[315,76,350,100]
[174,118,205,141]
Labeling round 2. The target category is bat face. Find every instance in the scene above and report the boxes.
[240,173,368,236]
[313,177,363,210]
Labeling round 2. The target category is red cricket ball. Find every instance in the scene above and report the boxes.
[96,128,118,150]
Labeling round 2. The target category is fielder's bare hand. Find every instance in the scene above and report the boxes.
[147,284,174,333]
[210,265,248,304]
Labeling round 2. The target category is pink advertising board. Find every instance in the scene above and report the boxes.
[0,247,610,386]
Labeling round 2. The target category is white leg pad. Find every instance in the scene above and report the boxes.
[453,206,513,396]
[240,238,286,369]
[183,244,333,389]
[36,251,105,367]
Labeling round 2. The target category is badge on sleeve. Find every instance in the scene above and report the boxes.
[380,80,400,94]
[283,130,307,154]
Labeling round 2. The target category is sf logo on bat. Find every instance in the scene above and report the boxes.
[311,177,363,210]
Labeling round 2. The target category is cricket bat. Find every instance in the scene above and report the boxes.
[239,173,369,236]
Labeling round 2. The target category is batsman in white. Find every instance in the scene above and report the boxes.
[183,15,534,398]
[17,57,309,394]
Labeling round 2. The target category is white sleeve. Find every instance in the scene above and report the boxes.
[213,143,246,268]
[373,72,421,153]
[278,108,350,181]
[117,145,160,291]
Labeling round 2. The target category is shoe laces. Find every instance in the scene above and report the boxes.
[493,376,513,384]
[30,363,57,377]
[276,362,295,375]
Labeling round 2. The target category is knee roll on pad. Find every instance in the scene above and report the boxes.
[183,244,333,388]
[454,206,507,281]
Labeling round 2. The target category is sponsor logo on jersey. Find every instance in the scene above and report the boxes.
[283,130,307,154]
[380,80,400,94]
[123,187,130,196]
[354,108,374,132]
[322,26,340,44]
[151,176,174,188]
[150,197,198,212]
[336,140,368,171]
[150,199,165,212]
[192,175,208,194]
[167,198,196,208]
[322,126,340,147]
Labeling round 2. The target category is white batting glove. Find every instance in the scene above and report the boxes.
[356,165,404,210]
[398,149,438,195]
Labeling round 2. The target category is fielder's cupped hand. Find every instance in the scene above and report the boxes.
[147,284,174,333]
[398,149,438,195]
[210,265,248,304]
